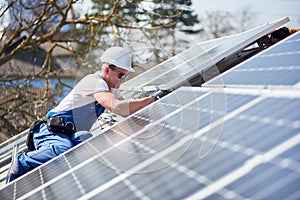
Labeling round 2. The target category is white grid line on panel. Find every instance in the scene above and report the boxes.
[284,189,300,200]
[87,143,151,200]
[122,17,289,92]
[233,66,300,72]
[260,51,300,58]
[204,25,300,89]
[77,92,266,199]
[222,162,298,200]
[187,133,300,200]
[13,181,16,200]
[16,90,208,199]
[234,113,300,129]
[13,86,298,199]
[38,169,46,200]
[112,127,251,200]
[64,154,86,196]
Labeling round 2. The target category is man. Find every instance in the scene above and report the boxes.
[6,46,154,183]
[270,27,300,44]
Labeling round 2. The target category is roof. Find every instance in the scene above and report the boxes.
[0,40,78,78]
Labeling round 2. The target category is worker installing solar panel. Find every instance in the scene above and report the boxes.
[1,18,299,200]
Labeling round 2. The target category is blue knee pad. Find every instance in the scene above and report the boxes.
[71,131,93,145]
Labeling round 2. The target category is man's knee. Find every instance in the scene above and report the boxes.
[71,131,93,145]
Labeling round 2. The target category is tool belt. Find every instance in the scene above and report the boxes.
[26,116,76,151]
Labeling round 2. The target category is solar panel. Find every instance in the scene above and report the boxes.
[0,131,28,188]
[205,31,300,88]
[120,17,289,98]
[1,17,299,200]
[1,85,299,199]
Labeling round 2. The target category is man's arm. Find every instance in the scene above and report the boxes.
[93,91,154,117]
[288,28,300,35]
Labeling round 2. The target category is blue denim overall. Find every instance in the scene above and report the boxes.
[6,102,105,183]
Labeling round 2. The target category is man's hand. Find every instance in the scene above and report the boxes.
[149,89,171,101]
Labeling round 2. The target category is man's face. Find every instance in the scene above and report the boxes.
[108,65,129,89]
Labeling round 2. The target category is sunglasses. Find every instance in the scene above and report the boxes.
[109,65,129,79]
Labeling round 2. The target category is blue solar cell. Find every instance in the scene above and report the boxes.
[264,36,300,54]
[242,98,300,121]
[221,69,300,86]
[207,31,300,87]
[2,18,299,200]
[279,143,300,161]
[237,55,300,69]
[2,86,300,200]
[124,162,204,199]
[172,142,251,180]
[121,17,290,93]
[225,163,299,199]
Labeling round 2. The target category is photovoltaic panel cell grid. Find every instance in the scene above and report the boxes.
[205,30,300,88]
[0,18,289,172]
[1,86,300,200]
[120,17,289,99]
[1,18,299,200]
[0,134,27,188]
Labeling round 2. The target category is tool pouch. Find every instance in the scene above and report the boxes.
[47,117,76,135]
[26,116,76,151]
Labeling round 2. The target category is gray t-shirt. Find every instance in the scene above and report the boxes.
[50,72,121,131]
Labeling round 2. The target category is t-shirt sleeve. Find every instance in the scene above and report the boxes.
[52,73,110,112]
[74,73,109,96]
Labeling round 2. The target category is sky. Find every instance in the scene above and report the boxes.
[1,0,300,32]
[192,0,300,28]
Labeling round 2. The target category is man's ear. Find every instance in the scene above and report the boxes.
[104,65,110,74]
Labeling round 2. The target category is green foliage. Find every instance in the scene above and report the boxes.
[75,0,200,53]
[0,0,200,139]
[150,0,199,28]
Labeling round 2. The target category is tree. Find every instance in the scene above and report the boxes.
[0,0,200,140]
[146,0,200,56]
[200,8,257,40]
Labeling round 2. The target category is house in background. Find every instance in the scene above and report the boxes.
[0,34,80,141]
